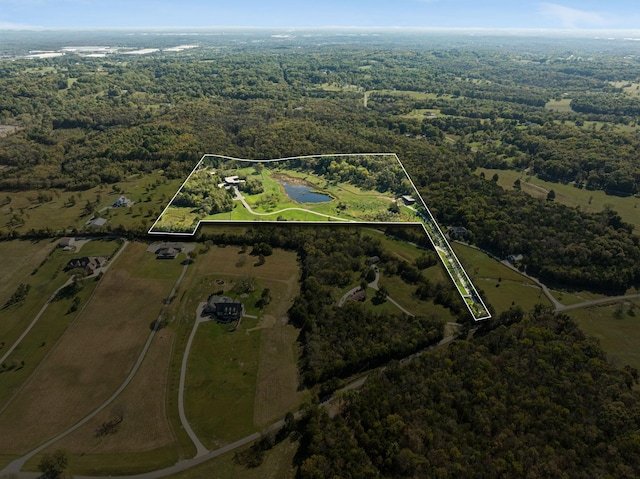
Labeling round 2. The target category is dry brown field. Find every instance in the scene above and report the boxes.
[0,242,180,453]
[47,328,177,455]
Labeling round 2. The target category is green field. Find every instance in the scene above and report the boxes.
[452,242,552,314]
[0,170,181,235]
[478,167,640,233]
[569,299,640,371]
[185,318,261,449]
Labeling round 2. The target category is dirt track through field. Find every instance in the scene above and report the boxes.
[0,243,178,454]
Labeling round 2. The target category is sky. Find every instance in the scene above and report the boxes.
[1,0,639,30]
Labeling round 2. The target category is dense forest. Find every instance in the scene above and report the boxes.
[296,312,640,478]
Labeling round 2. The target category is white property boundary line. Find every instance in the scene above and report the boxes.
[149,153,491,321]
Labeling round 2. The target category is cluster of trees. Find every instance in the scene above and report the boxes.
[287,228,445,386]
[296,311,640,478]
[172,169,233,215]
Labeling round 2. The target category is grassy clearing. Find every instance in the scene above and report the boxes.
[569,299,640,371]
[0,238,57,307]
[185,318,261,449]
[545,98,573,112]
[166,437,299,479]
[452,242,551,314]
[23,445,179,476]
[477,168,640,233]
[610,81,640,98]
[0,242,180,454]
[166,246,301,453]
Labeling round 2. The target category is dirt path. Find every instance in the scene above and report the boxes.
[0,247,189,478]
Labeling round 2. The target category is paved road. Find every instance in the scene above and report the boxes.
[0,243,190,479]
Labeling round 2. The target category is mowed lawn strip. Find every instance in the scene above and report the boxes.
[0,242,181,454]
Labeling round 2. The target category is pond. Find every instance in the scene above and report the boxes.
[280,180,333,203]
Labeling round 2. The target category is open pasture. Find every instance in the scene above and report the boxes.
[0,242,181,454]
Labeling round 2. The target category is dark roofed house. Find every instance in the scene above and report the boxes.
[156,247,179,259]
[64,256,105,276]
[155,243,183,259]
[113,195,133,207]
[203,295,245,323]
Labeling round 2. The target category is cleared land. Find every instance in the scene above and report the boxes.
[452,242,552,314]
[477,167,640,233]
[0,242,181,454]
[569,299,640,371]
[0,170,180,234]
[39,327,178,473]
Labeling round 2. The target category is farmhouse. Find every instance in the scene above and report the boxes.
[507,254,524,264]
[203,295,245,323]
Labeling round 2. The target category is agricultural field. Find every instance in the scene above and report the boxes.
[0,241,181,455]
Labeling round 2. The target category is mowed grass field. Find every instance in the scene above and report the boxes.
[0,238,57,307]
[40,329,179,473]
[0,241,182,454]
[568,299,640,371]
[169,246,302,450]
[0,239,123,407]
[452,242,552,314]
[477,167,640,233]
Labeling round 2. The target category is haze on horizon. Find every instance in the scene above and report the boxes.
[1,0,640,31]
